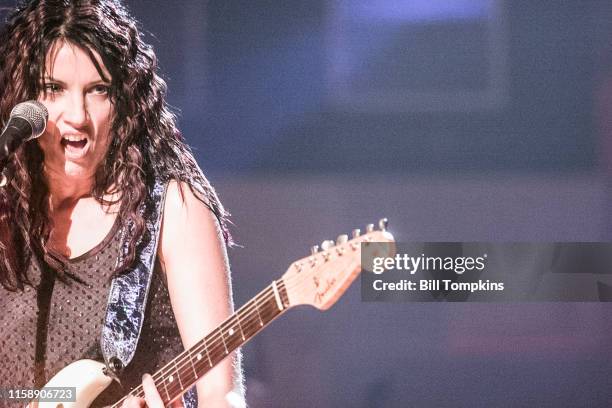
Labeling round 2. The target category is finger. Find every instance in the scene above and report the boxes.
[121,395,145,408]
[142,373,165,408]
[170,396,185,408]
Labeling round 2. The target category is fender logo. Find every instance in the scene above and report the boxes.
[314,277,337,304]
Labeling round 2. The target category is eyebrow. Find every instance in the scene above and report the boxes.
[44,76,111,86]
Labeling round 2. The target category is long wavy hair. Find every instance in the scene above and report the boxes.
[0,0,230,290]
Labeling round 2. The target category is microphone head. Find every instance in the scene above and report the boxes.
[10,100,48,139]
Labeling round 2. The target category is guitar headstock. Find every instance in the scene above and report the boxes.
[281,218,396,310]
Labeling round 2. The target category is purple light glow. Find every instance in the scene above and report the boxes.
[343,0,491,23]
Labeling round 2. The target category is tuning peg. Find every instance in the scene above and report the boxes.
[321,240,334,250]
[378,218,388,231]
[366,223,374,233]
[336,234,348,245]
[351,229,361,238]
[310,245,319,255]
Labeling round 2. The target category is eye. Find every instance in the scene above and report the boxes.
[44,83,62,94]
[90,84,110,95]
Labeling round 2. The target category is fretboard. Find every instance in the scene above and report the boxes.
[112,279,290,407]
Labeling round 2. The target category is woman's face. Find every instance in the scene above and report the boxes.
[37,41,113,180]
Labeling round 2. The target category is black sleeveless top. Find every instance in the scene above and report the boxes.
[0,217,184,407]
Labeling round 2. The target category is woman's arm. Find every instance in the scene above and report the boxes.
[156,180,242,406]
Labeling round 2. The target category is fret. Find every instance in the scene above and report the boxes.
[237,299,258,341]
[173,359,184,392]
[224,323,245,351]
[260,289,280,325]
[191,343,210,375]
[235,311,246,341]
[237,308,252,340]
[206,334,226,367]
[165,370,177,397]
[220,327,229,355]
[186,348,198,381]
[254,296,264,327]
[159,367,171,402]
[272,280,284,310]
[278,279,289,307]
[202,335,213,367]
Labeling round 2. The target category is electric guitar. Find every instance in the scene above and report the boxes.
[31,219,395,407]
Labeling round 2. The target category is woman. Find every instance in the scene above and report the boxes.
[0,0,243,406]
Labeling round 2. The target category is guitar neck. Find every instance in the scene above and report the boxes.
[109,221,395,407]
[112,279,290,407]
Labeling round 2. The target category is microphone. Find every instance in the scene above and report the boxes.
[0,100,48,164]
[0,101,48,186]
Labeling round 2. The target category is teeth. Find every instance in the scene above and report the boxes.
[63,135,87,142]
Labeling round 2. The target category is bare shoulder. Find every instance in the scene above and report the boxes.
[164,179,212,213]
[163,180,220,231]
[159,180,226,268]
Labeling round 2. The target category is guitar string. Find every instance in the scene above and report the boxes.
[149,281,287,402]
[159,240,364,378]
[150,253,361,403]
[114,245,365,405]
[113,284,283,406]
[112,281,287,406]
[128,252,362,405]
[153,290,286,404]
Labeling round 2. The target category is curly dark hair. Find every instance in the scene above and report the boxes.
[0,0,230,290]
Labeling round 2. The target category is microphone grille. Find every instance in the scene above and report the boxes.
[10,100,49,138]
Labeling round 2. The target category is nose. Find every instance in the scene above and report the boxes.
[63,92,88,128]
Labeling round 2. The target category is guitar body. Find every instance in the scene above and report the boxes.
[34,359,112,408]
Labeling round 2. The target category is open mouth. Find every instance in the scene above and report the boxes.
[60,135,89,157]
[61,138,88,149]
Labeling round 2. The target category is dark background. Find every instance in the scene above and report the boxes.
[125,0,611,176]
